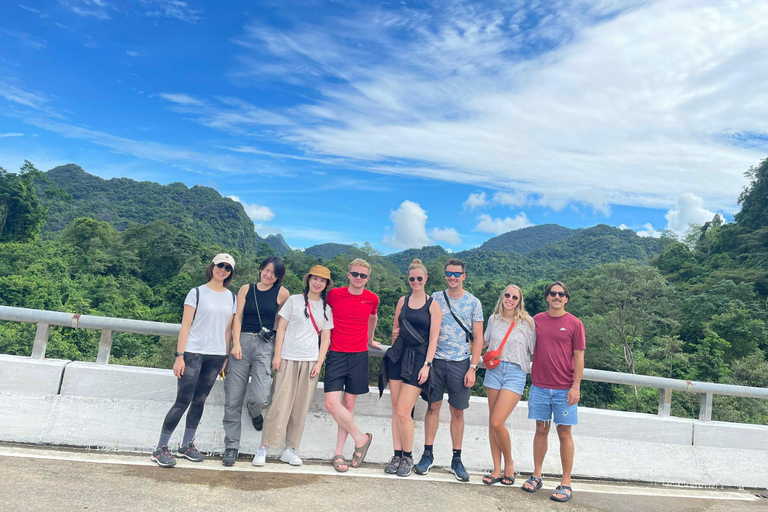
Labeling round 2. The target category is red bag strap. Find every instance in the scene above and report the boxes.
[306,300,321,335]
[496,320,516,353]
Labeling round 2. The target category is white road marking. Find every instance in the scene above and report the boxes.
[0,444,759,501]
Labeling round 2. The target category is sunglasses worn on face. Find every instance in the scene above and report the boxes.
[216,262,233,272]
[349,271,369,279]
[409,276,424,282]
[504,293,520,300]
[445,271,464,278]
[548,291,567,298]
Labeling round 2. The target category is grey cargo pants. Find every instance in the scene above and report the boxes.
[223,332,273,450]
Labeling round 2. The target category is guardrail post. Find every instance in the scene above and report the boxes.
[658,388,672,416]
[96,329,113,365]
[31,322,51,359]
[699,392,713,422]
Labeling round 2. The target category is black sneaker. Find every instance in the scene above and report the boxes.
[177,441,205,462]
[413,451,434,475]
[384,455,401,474]
[252,414,264,431]
[396,456,414,477]
[222,448,238,467]
[450,457,470,482]
[151,445,176,468]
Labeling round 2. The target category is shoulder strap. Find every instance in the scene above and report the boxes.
[231,290,236,305]
[252,283,264,327]
[192,286,200,322]
[306,299,321,335]
[401,317,426,345]
[442,290,472,337]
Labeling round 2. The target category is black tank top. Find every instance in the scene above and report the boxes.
[241,283,280,333]
[399,294,432,349]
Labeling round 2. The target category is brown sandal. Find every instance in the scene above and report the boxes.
[351,433,373,468]
[331,454,349,473]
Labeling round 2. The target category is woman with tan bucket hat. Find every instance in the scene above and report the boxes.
[252,265,334,467]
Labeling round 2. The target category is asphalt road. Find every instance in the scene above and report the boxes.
[1,445,765,512]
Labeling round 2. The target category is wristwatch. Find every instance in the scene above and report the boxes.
[470,364,478,371]
[175,352,184,357]
[424,361,433,367]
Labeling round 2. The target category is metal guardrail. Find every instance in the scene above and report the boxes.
[2,305,767,422]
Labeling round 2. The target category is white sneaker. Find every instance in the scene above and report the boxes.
[279,447,302,466]
[252,445,268,466]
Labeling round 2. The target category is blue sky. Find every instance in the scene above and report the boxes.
[1,0,767,252]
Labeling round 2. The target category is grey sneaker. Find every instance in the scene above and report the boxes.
[222,448,238,467]
[413,451,434,475]
[384,455,401,474]
[151,445,176,468]
[252,445,268,466]
[450,457,470,482]
[177,441,205,462]
[396,455,414,477]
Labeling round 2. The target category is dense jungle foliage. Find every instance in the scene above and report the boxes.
[1,159,767,424]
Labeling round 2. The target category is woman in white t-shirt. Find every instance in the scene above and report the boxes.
[253,265,334,467]
[150,253,237,468]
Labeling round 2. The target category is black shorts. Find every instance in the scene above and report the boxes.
[323,350,370,395]
[386,350,427,389]
[424,358,471,410]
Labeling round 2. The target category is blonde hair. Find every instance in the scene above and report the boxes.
[348,258,371,272]
[492,285,534,329]
[408,258,427,275]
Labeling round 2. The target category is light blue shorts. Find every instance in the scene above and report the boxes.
[527,384,578,425]
[483,362,526,395]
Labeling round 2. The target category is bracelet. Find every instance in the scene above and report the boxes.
[175,352,184,357]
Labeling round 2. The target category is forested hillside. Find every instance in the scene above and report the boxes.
[476,223,577,253]
[2,158,767,424]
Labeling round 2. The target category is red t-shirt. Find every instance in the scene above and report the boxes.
[531,312,586,389]
[327,287,379,353]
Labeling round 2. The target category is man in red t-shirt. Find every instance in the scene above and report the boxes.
[522,281,585,503]
[324,258,381,472]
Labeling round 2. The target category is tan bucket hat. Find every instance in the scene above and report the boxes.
[303,265,333,288]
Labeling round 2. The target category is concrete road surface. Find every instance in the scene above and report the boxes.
[1,444,765,512]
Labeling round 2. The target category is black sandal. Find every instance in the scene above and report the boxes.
[501,475,515,486]
[483,474,502,485]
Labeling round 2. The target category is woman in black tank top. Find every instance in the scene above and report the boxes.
[222,256,290,466]
[378,259,441,477]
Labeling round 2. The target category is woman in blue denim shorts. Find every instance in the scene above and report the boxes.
[481,285,536,485]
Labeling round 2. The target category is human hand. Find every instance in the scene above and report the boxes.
[369,340,382,350]
[173,357,185,378]
[272,355,281,372]
[464,368,476,388]
[310,362,321,378]
[567,387,580,406]
[418,366,430,385]
[231,344,242,360]
[391,328,400,342]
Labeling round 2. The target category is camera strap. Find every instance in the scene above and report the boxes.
[252,283,265,330]
[442,290,473,343]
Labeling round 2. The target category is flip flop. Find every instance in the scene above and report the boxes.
[501,476,515,486]
[522,475,542,493]
[331,454,349,473]
[550,485,573,502]
[350,433,373,468]
[483,474,502,485]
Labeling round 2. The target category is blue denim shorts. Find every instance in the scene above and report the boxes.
[527,384,578,425]
[483,362,526,395]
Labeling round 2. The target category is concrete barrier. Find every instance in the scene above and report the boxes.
[1,360,766,487]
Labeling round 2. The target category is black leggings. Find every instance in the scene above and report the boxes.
[161,352,226,435]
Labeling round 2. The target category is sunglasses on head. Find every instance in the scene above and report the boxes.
[504,293,520,300]
[445,271,464,278]
[408,276,424,282]
[349,271,369,279]
[548,291,567,298]
[216,262,233,272]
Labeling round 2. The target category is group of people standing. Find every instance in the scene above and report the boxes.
[150,253,585,503]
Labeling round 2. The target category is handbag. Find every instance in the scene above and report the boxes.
[482,320,515,369]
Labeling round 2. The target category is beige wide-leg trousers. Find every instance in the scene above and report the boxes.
[261,359,319,449]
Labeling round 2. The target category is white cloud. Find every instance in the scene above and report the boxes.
[430,227,462,246]
[158,93,292,132]
[0,29,47,50]
[618,223,630,230]
[227,195,275,221]
[63,0,112,20]
[0,133,24,137]
[383,200,432,249]
[463,191,488,210]
[474,213,532,235]
[141,0,201,23]
[126,51,139,57]
[158,93,204,106]
[493,190,527,208]
[231,0,766,213]
[665,193,722,235]
[636,223,661,238]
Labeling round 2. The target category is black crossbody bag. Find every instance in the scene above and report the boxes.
[442,290,474,344]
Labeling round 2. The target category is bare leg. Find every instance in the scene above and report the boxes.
[523,420,550,490]
[489,390,521,477]
[423,400,442,445]
[449,405,464,450]
[389,380,403,451]
[395,384,422,452]
[325,391,367,471]
[555,424,574,499]
[486,388,502,478]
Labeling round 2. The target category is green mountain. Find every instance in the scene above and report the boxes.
[304,243,366,260]
[35,164,282,254]
[476,223,578,254]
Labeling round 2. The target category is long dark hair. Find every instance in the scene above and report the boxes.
[259,256,285,286]
[303,281,329,321]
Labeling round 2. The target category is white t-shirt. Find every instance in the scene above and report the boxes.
[278,294,333,361]
[183,286,237,355]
